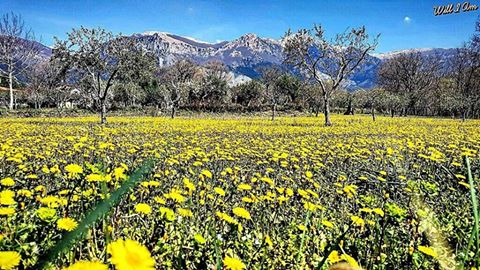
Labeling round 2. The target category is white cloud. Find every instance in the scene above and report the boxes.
[404,16,411,23]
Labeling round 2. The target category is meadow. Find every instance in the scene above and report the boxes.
[0,114,479,269]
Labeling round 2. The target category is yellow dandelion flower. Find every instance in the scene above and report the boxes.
[373,208,385,217]
[237,184,252,191]
[214,187,226,196]
[107,239,155,270]
[86,174,106,182]
[57,217,78,231]
[0,178,14,187]
[135,203,152,215]
[65,164,83,174]
[113,167,127,181]
[322,220,335,229]
[201,170,213,179]
[0,251,21,270]
[223,256,246,270]
[216,211,238,224]
[0,208,15,216]
[265,235,273,248]
[36,207,57,221]
[232,207,251,220]
[193,234,206,244]
[159,207,175,221]
[62,261,108,270]
[350,216,365,227]
[165,191,186,203]
[242,197,254,203]
[154,196,166,205]
[177,208,193,217]
[418,245,437,258]
[304,201,317,212]
[16,190,32,198]
[183,178,196,192]
[459,181,471,189]
[297,224,307,231]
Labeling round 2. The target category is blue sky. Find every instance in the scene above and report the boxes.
[1,0,479,52]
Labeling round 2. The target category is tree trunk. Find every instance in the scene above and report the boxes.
[8,71,14,110]
[100,101,107,124]
[344,98,354,115]
[323,92,332,126]
[391,109,395,118]
[171,105,175,119]
[271,103,276,121]
[372,107,376,121]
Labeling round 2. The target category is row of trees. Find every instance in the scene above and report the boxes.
[378,33,480,120]
[1,12,479,125]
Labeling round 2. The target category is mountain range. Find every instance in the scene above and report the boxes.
[18,32,460,89]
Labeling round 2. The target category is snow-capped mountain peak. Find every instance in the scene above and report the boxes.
[4,31,459,90]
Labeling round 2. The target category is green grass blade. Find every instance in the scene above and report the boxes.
[466,156,479,266]
[34,159,155,269]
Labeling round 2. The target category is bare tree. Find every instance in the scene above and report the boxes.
[301,83,324,117]
[0,12,41,110]
[54,27,153,123]
[259,66,286,121]
[192,61,230,109]
[161,59,198,118]
[445,18,480,120]
[283,24,379,126]
[44,41,78,114]
[378,52,442,116]
[23,61,47,109]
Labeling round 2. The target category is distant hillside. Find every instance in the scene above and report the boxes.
[3,32,459,90]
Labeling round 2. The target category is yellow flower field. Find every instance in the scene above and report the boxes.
[0,115,479,269]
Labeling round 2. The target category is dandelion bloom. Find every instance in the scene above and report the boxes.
[177,208,193,217]
[232,207,251,220]
[36,207,57,221]
[417,245,437,258]
[194,234,206,244]
[237,184,252,191]
[0,178,14,187]
[0,190,15,206]
[57,218,78,231]
[159,207,176,221]
[297,224,307,231]
[0,208,15,216]
[214,187,226,196]
[62,261,108,270]
[322,220,335,229]
[0,251,21,270]
[223,256,246,270]
[183,178,195,192]
[350,216,365,227]
[65,164,83,174]
[135,203,152,215]
[201,170,213,179]
[216,211,238,224]
[168,192,186,203]
[107,239,155,270]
